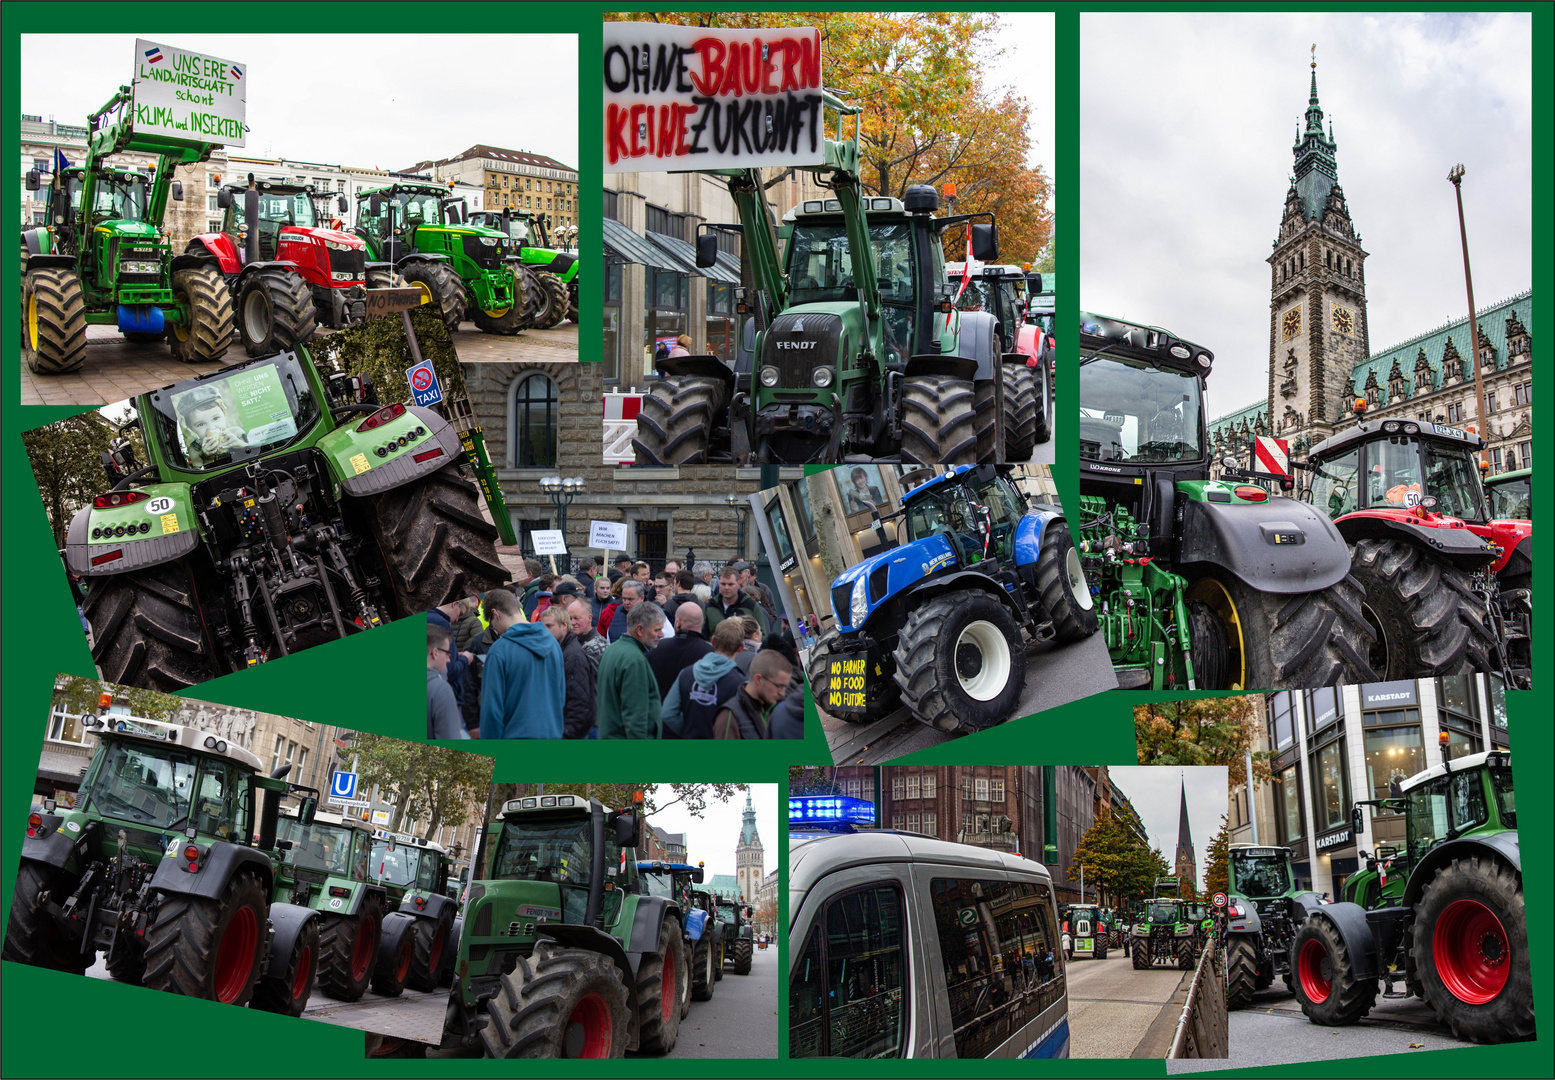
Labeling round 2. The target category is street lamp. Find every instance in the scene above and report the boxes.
[1447,164,1487,471]
[725,493,751,561]
[538,475,585,574]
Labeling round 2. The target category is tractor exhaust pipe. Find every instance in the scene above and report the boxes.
[244,174,260,266]
[586,799,606,928]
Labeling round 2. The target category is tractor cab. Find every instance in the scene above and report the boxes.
[356,184,507,267]
[483,795,639,935]
[946,262,1029,352]
[1397,750,1514,861]
[276,807,372,880]
[215,179,357,267]
[1485,468,1531,521]
[637,860,703,907]
[899,465,1026,568]
[369,832,450,902]
[1306,415,1490,525]
[1066,902,1108,959]
[1078,313,1210,471]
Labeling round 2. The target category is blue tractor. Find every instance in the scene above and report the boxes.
[810,465,1099,733]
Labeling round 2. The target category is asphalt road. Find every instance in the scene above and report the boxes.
[640,943,780,1059]
[1066,948,1191,1059]
[819,623,1119,765]
[450,318,577,363]
[1168,980,1467,1071]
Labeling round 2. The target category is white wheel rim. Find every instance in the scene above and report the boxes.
[1066,547,1095,611]
[953,619,1010,701]
[244,290,271,340]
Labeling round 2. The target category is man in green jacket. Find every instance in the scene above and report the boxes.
[597,600,666,738]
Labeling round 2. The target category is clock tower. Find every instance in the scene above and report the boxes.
[1267,51,1370,454]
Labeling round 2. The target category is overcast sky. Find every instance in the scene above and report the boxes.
[21,34,578,172]
[1080,12,1532,420]
[1105,766,1226,893]
[647,783,776,884]
[984,13,1056,216]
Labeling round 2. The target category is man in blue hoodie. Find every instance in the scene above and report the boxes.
[662,619,747,739]
[480,588,566,739]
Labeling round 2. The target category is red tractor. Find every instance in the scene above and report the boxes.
[186,176,385,357]
[1302,402,1530,685]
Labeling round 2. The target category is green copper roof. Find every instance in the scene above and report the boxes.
[1350,290,1531,400]
[1291,58,1339,222]
[739,792,761,846]
[710,873,740,900]
[1208,399,1270,446]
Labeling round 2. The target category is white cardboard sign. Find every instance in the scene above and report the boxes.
[602,23,823,172]
[530,529,568,555]
[589,520,629,551]
[132,39,247,146]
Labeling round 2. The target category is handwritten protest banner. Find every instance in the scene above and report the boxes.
[132,39,247,146]
[602,23,823,172]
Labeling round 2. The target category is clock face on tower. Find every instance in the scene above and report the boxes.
[1282,307,1302,340]
[1332,305,1354,335]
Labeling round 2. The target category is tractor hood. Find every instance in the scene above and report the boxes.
[95,220,160,241]
[283,225,364,248]
[830,534,958,632]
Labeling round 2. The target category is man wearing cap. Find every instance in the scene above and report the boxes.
[608,554,633,584]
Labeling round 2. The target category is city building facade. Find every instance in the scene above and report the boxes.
[407,144,578,245]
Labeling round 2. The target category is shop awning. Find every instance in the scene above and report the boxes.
[647,230,741,285]
[602,217,680,273]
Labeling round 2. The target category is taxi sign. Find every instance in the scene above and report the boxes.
[406,360,443,407]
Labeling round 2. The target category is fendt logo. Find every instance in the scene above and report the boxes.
[775,339,818,350]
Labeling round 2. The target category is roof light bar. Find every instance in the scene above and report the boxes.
[789,795,875,826]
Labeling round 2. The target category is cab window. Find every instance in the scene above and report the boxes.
[1309,447,1360,519]
[789,884,907,1059]
[1422,442,1486,522]
[1448,770,1488,833]
[193,759,246,840]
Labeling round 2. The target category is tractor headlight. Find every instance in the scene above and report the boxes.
[811,366,835,388]
[759,366,780,388]
[849,577,868,627]
[120,260,160,275]
[478,236,497,246]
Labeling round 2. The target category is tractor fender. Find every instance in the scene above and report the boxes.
[1224,896,1261,936]
[948,309,1000,382]
[627,895,682,972]
[1177,496,1352,594]
[234,260,303,284]
[1484,524,1532,579]
[535,923,634,989]
[185,236,242,276]
[1303,901,1380,981]
[1400,833,1519,907]
[904,567,1025,619]
[1012,508,1065,569]
[395,254,450,270]
[22,230,73,264]
[23,252,77,271]
[1287,891,1327,921]
[20,825,83,871]
[326,404,463,499]
[904,355,978,381]
[376,910,419,966]
[685,907,709,941]
[1333,510,1497,571]
[264,901,319,971]
[148,841,275,902]
[445,914,463,964]
[654,354,736,392]
[63,485,201,578]
[170,250,222,274]
[397,890,457,924]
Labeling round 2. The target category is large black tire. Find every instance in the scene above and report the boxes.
[364,266,404,291]
[514,265,546,329]
[479,939,631,1058]
[252,916,319,1017]
[167,264,235,363]
[105,941,146,984]
[1032,355,1053,444]
[371,921,414,997]
[528,269,568,329]
[1291,917,1376,1026]
[143,869,267,1006]
[401,261,466,333]
[634,913,686,1055]
[1226,934,1259,1009]
[1131,940,1149,970]
[691,934,715,1002]
[731,934,752,975]
[713,932,725,981]
[1350,538,1498,679]
[358,464,506,617]
[237,267,317,357]
[1177,939,1196,970]
[893,590,1027,734]
[631,376,728,466]
[22,267,89,374]
[1413,856,1532,1044]
[1186,570,1377,692]
[3,862,89,974]
[83,561,221,691]
[1002,363,1038,461]
[315,893,383,1001]
[973,377,997,463]
[470,269,531,335]
[1186,599,1233,690]
[406,910,452,992]
[1095,938,1109,961]
[901,374,978,465]
[1032,522,1099,642]
[566,281,579,323]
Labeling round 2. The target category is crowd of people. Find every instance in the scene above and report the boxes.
[426,554,803,740]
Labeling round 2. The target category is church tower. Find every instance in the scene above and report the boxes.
[1267,50,1370,454]
[1173,777,1197,889]
[735,793,764,902]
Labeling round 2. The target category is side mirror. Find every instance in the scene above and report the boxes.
[369,194,382,216]
[171,181,184,202]
[1028,272,1043,294]
[217,188,232,209]
[692,866,705,883]
[614,811,639,848]
[111,443,139,474]
[695,232,719,269]
[26,171,41,192]
[299,797,318,826]
[337,194,348,214]
[970,221,999,262]
[460,867,470,883]
[1351,805,1364,832]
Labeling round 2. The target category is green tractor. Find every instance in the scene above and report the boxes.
[21,85,234,375]
[1485,467,1531,521]
[638,860,720,1007]
[365,831,459,995]
[353,183,534,335]
[445,793,688,1058]
[5,713,321,1016]
[466,209,574,328]
[1289,751,1529,1043]
[1078,312,1377,690]
[61,339,506,689]
[1223,844,1327,1007]
[633,92,1026,466]
[1066,903,1110,960]
[717,896,754,976]
[272,806,390,1002]
[1130,879,1199,970]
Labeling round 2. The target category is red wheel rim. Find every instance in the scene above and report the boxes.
[565,992,613,1057]
[661,947,676,1022]
[1298,938,1331,1004]
[396,935,411,982]
[429,924,445,972]
[352,916,377,981]
[215,905,259,1003]
[292,944,314,1002]
[1433,899,1510,1005]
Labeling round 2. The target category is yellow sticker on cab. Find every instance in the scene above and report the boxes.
[350,452,371,475]
[160,513,179,535]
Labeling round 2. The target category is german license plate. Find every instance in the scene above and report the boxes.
[827,656,869,712]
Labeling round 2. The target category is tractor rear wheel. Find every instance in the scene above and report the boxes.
[714,934,725,981]
[529,270,568,329]
[1033,521,1099,642]
[566,281,579,323]
[143,869,267,1006]
[1177,940,1196,970]
[3,862,89,975]
[479,939,630,1058]
[1413,856,1532,1043]
[1350,539,1498,679]
[1226,934,1259,1009]
[84,560,221,691]
[315,893,383,1001]
[902,375,978,465]
[253,916,319,1017]
[1291,918,1376,1026]
[1186,599,1232,690]
[631,376,728,466]
[973,377,997,462]
[358,464,507,618]
[1032,356,1053,444]
[105,941,146,984]
[634,913,686,1055]
[23,267,89,375]
[167,264,235,363]
[364,267,404,291]
[894,590,1027,734]
[406,910,453,992]
[371,922,414,997]
[691,934,715,1002]
[1186,571,1376,692]
[237,268,317,357]
[732,934,753,975]
[1131,940,1149,970]
[1002,363,1038,461]
[401,261,466,334]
